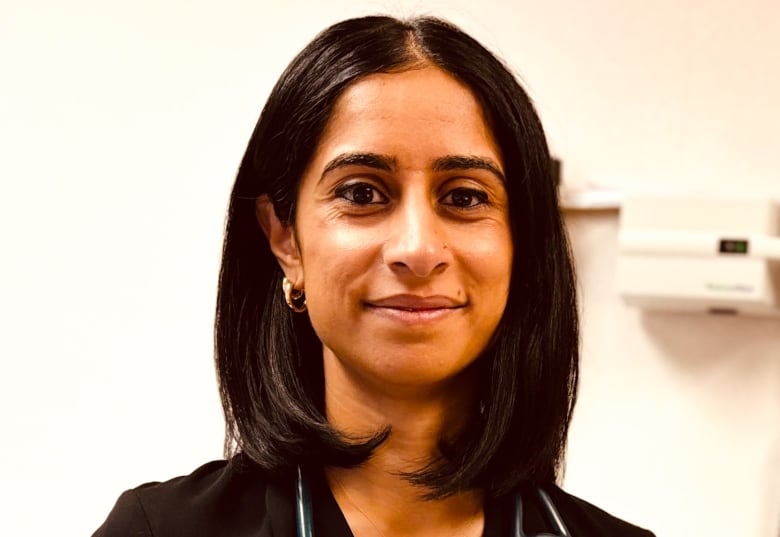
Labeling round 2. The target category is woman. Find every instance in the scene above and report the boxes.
[94,15,654,537]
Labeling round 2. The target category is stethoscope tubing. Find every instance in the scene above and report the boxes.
[513,488,572,537]
[296,467,571,537]
[296,466,315,537]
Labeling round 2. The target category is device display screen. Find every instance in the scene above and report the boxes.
[719,239,749,254]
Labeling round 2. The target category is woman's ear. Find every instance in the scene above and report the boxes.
[256,195,303,284]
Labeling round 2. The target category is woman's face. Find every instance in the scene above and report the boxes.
[273,66,512,396]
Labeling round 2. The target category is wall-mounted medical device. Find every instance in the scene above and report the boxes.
[617,194,780,316]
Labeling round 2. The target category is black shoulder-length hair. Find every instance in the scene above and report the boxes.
[215,15,578,499]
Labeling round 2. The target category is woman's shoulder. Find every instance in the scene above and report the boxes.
[546,484,655,537]
[92,454,291,537]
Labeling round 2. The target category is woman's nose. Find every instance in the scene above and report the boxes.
[382,199,451,278]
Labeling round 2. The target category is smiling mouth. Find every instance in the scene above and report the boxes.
[366,305,464,313]
[364,304,463,323]
[363,296,466,324]
[364,295,466,310]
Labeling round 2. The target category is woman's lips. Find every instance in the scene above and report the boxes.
[366,294,464,309]
[364,295,465,324]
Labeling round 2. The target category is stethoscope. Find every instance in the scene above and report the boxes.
[295,466,572,537]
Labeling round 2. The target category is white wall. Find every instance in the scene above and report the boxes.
[1,1,778,535]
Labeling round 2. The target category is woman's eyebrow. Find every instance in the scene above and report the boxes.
[431,155,505,182]
[321,152,397,177]
[319,153,505,182]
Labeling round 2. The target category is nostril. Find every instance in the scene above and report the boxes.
[381,213,452,277]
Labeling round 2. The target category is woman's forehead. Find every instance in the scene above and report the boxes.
[310,66,503,174]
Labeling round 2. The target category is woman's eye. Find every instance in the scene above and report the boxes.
[441,187,488,208]
[335,183,388,205]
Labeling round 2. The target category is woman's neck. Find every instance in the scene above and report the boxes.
[322,354,484,537]
[325,464,484,537]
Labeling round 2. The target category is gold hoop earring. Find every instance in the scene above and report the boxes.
[282,277,307,312]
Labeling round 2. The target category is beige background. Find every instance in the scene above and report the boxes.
[1,0,779,535]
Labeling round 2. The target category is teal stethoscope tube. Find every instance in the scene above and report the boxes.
[295,466,572,537]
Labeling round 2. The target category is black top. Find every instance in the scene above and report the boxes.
[93,455,654,536]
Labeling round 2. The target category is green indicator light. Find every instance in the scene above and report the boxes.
[719,239,749,255]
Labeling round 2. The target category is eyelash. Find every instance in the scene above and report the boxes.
[440,187,489,208]
[334,182,389,205]
[334,182,490,209]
